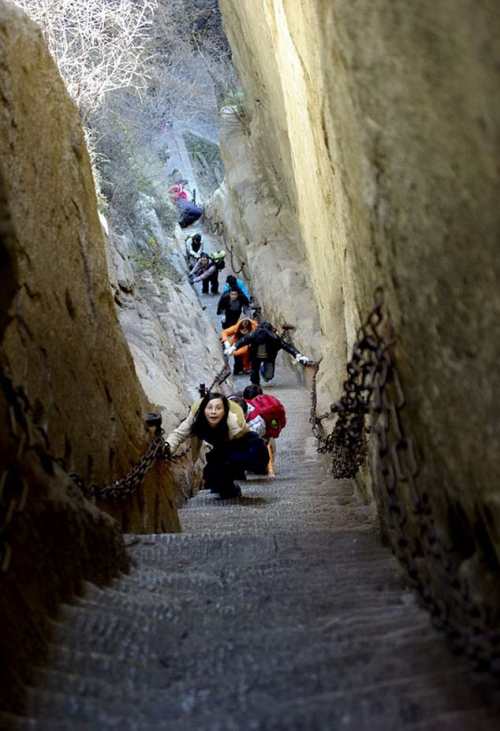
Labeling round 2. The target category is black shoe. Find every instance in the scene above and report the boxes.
[231,469,247,481]
[218,483,242,499]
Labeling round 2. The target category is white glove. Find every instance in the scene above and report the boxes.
[226,345,236,356]
[295,353,309,365]
[223,341,231,354]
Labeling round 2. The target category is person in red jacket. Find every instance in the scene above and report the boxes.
[229,385,286,478]
[167,180,188,202]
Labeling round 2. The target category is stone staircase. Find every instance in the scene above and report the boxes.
[2,353,499,730]
[3,257,500,730]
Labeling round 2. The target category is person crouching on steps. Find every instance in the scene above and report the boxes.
[165,392,269,499]
[188,253,219,294]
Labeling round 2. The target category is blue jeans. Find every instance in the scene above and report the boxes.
[250,358,275,385]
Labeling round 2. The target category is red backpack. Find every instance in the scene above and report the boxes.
[247,394,286,439]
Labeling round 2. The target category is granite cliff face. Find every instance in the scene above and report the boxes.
[215,0,500,572]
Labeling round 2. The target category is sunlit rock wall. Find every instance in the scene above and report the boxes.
[0,2,180,534]
[218,0,500,575]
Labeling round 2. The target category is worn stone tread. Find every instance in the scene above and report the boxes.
[6,298,500,729]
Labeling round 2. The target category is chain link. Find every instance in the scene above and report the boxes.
[205,357,232,394]
[0,384,32,574]
[372,335,500,672]
[203,212,246,275]
[69,431,193,502]
[309,288,386,478]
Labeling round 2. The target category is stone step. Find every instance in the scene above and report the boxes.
[46,608,438,669]
[1,712,498,731]
[9,354,499,729]
[38,616,443,691]
[3,708,499,731]
[20,669,499,730]
[71,586,424,630]
[2,701,500,731]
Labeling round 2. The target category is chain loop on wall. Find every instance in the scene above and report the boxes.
[0,384,33,574]
[203,211,246,275]
[308,287,500,675]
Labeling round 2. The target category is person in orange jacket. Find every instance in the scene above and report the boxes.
[220,318,258,375]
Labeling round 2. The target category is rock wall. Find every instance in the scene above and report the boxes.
[217,0,500,585]
[0,2,180,534]
[0,2,184,710]
[0,118,129,714]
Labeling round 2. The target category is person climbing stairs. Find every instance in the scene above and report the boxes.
[2,224,499,731]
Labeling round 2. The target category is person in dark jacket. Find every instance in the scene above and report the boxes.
[227,321,310,385]
[189,253,219,294]
[165,392,269,498]
[176,198,203,228]
[217,288,251,329]
[223,274,250,301]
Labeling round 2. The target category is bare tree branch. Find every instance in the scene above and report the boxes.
[12,0,158,116]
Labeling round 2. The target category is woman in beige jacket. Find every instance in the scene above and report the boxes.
[165,392,269,499]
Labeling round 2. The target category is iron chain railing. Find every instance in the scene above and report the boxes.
[68,357,233,503]
[308,287,500,675]
[69,432,186,502]
[0,383,33,574]
[203,211,246,275]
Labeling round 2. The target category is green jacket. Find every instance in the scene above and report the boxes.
[166,398,249,462]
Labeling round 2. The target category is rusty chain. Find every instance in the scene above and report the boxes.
[309,287,500,674]
[69,361,232,502]
[309,289,386,478]
[205,357,232,394]
[203,212,246,275]
[0,383,32,574]
[71,434,165,502]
